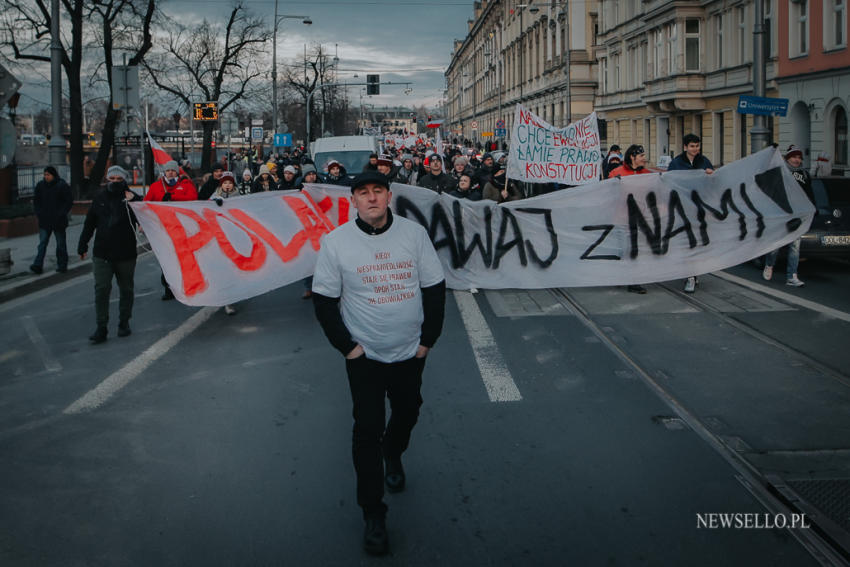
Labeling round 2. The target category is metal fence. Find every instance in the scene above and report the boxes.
[15,165,71,200]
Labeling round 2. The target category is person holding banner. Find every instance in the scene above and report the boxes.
[608,145,652,294]
[145,160,199,301]
[312,170,446,556]
[78,166,142,343]
[668,134,715,293]
[482,168,523,203]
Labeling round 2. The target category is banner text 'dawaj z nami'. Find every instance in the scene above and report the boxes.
[130,147,813,305]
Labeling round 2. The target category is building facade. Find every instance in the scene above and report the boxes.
[445,0,598,144]
[596,0,785,167]
[776,0,849,174]
[356,106,418,135]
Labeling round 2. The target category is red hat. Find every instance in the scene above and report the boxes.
[376,155,393,168]
[218,171,236,185]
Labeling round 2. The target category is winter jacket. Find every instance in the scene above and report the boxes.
[198,175,222,200]
[78,186,141,261]
[145,177,198,202]
[482,180,523,203]
[278,176,298,191]
[395,166,418,186]
[323,166,351,187]
[251,175,275,193]
[787,163,813,193]
[448,186,483,201]
[238,180,253,195]
[418,172,457,194]
[668,152,714,171]
[33,177,73,231]
[607,164,651,177]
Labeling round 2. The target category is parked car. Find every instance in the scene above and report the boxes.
[310,135,379,178]
[799,177,850,258]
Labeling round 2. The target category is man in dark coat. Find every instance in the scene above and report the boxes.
[417,154,456,193]
[31,166,73,274]
[198,162,225,200]
[77,166,142,343]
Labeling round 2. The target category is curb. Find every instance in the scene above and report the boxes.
[0,242,151,305]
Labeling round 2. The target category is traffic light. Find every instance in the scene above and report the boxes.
[367,74,380,95]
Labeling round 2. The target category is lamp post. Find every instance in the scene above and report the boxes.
[272,0,311,142]
[750,0,769,153]
[48,0,65,166]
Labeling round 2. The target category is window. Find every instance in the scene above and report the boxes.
[824,0,847,49]
[836,106,848,166]
[737,6,747,65]
[764,0,776,56]
[714,111,725,165]
[666,22,677,75]
[790,0,809,57]
[654,28,664,78]
[715,13,724,68]
[601,56,609,93]
[614,53,621,90]
[685,19,701,71]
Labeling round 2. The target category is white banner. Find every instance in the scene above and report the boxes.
[130,148,813,305]
[507,105,601,185]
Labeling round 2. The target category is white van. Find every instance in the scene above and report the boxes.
[311,135,378,176]
[20,134,47,146]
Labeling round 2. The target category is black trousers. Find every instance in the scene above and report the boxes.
[345,354,425,518]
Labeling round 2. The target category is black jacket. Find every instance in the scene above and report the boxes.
[78,186,141,261]
[33,177,73,231]
[448,186,483,201]
[418,171,457,194]
[198,176,220,200]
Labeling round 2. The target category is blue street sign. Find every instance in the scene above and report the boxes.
[496,119,506,129]
[274,133,292,147]
[251,126,264,141]
[495,128,507,137]
[737,95,789,117]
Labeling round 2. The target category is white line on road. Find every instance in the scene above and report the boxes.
[21,315,62,373]
[453,290,522,402]
[63,306,217,414]
[714,271,850,323]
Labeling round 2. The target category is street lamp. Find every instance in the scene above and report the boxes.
[272,0,311,143]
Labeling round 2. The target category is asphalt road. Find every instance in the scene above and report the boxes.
[1,252,849,566]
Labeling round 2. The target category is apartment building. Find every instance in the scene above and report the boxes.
[596,0,785,167]
[445,0,597,143]
[777,0,849,173]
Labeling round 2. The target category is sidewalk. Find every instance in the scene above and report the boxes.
[0,214,149,303]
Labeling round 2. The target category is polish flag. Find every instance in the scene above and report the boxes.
[426,119,444,129]
[147,132,172,165]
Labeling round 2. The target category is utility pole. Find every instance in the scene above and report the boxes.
[48,0,66,166]
[750,0,770,153]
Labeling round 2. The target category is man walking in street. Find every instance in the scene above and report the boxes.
[312,170,446,555]
[667,133,715,293]
[30,166,73,274]
[609,145,652,294]
[417,154,456,193]
[762,145,809,287]
[77,166,142,344]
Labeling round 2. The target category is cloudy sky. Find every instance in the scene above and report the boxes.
[12,0,474,116]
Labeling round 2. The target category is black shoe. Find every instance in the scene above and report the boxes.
[384,455,406,493]
[161,288,175,301]
[88,326,108,344]
[117,322,132,337]
[29,264,43,275]
[363,515,388,556]
[627,285,647,294]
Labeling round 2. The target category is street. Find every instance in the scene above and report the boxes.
[1,252,849,566]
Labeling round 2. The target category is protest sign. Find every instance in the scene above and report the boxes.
[507,105,601,185]
[131,147,813,305]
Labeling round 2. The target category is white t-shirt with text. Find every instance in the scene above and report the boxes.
[312,216,445,363]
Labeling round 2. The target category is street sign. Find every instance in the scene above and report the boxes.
[737,95,789,117]
[193,102,219,121]
[471,120,479,130]
[251,127,264,142]
[273,133,292,147]
[252,119,264,126]
[495,128,507,137]
[482,131,494,137]
[495,119,505,129]
[112,65,140,111]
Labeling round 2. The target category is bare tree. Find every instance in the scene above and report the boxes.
[143,2,268,172]
[1,0,156,197]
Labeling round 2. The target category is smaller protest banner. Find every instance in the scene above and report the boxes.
[506,105,601,185]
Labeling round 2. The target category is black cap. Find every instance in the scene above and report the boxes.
[44,165,59,178]
[350,170,390,193]
[211,162,224,171]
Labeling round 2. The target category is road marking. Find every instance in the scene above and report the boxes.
[714,271,850,323]
[453,290,522,402]
[63,306,217,414]
[21,315,62,373]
